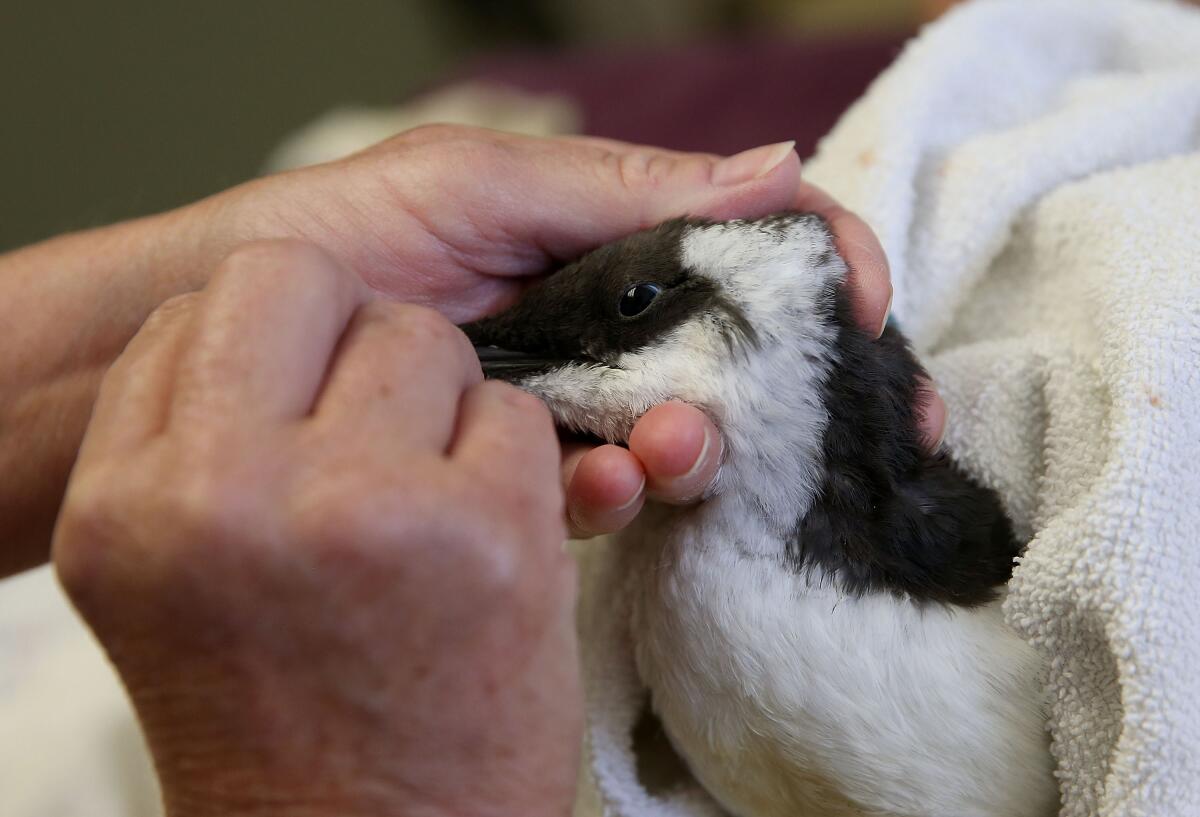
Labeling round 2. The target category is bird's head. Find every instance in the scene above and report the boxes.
[461,213,846,458]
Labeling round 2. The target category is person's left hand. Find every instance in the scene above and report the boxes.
[197,126,936,537]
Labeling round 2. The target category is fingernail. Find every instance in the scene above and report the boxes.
[674,427,724,503]
[680,423,714,481]
[920,389,948,451]
[934,404,948,449]
[615,475,647,513]
[712,140,796,187]
[877,285,894,338]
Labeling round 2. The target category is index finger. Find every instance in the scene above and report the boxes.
[793,182,891,338]
[450,381,564,536]
[168,240,365,427]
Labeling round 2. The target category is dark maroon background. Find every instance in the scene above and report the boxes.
[464,36,909,157]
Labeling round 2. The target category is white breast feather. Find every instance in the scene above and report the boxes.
[623,506,1056,817]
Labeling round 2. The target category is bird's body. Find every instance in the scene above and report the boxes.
[624,505,1050,817]
[463,213,1058,817]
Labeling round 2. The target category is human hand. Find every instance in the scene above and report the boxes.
[202,126,944,537]
[53,241,580,817]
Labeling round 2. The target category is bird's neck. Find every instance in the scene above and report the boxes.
[708,326,841,533]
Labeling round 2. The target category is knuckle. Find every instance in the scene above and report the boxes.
[54,467,135,592]
[147,292,201,324]
[465,458,564,542]
[393,303,476,363]
[285,464,432,551]
[610,150,673,194]
[393,122,475,146]
[512,489,567,547]
[138,443,265,548]
[348,299,402,337]
[289,491,369,550]
[441,130,510,171]
[386,124,509,169]
[461,525,525,595]
[394,302,454,338]
[445,489,538,596]
[214,239,350,293]
[220,238,326,270]
[164,480,224,538]
[462,511,570,608]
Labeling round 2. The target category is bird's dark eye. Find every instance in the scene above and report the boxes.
[618,282,663,317]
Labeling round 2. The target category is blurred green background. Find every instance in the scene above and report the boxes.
[0,0,928,252]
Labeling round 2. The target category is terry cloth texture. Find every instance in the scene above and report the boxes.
[573,1,1200,815]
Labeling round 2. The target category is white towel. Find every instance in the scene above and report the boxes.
[575,1,1200,815]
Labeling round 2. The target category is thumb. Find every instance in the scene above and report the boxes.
[389,127,803,269]
[509,135,803,262]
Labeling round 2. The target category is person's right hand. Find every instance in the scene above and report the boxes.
[53,240,581,817]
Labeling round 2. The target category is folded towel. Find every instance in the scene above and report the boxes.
[575,1,1200,815]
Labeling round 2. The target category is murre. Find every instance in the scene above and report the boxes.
[462,212,1057,817]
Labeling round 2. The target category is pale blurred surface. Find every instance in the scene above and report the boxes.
[0,567,161,817]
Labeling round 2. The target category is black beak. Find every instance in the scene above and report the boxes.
[472,345,567,381]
